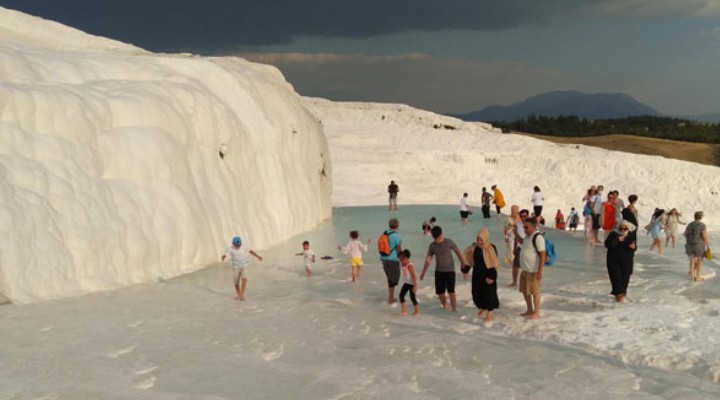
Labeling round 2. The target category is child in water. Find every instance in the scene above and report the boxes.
[295,240,315,277]
[339,231,371,282]
[398,249,419,316]
[221,236,263,301]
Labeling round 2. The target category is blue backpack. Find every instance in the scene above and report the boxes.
[532,232,557,266]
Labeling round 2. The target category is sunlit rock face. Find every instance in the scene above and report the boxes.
[0,7,332,303]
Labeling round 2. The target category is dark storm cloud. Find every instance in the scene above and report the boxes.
[2,0,577,53]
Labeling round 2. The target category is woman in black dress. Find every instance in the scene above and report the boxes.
[604,220,637,302]
[468,229,500,321]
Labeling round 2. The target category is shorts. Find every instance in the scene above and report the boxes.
[512,247,522,268]
[519,271,540,297]
[435,271,456,294]
[388,195,398,205]
[305,265,312,271]
[350,256,363,267]
[382,259,401,287]
[685,242,706,258]
[233,267,247,284]
[592,214,601,230]
[460,211,470,219]
[569,223,578,228]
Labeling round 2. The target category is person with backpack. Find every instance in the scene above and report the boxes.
[604,220,637,303]
[379,218,403,304]
[566,207,579,232]
[684,211,711,282]
[519,217,546,320]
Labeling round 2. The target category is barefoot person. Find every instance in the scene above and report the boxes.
[684,211,711,282]
[420,226,466,312]
[459,192,472,224]
[605,220,637,302]
[379,218,403,304]
[509,207,529,288]
[491,185,506,216]
[665,208,685,248]
[387,180,399,211]
[221,236,263,301]
[649,209,666,256]
[295,240,315,277]
[519,217,546,319]
[466,228,500,322]
[339,231,371,282]
[398,250,419,316]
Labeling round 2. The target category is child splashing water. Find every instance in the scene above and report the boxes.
[221,236,263,301]
[339,231,371,282]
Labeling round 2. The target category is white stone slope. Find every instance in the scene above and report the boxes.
[305,97,720,230]
[0,7,332,303]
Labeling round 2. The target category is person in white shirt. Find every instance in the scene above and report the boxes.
[519,217,546,319]
[295,240,316,277]
[531,186,544,217]
[339,231,371,282]
[221,236,263,301]
[508,207,529,288]
[459,193,472,224]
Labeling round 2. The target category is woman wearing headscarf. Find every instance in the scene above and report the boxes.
[464,228,500,321]
[604,220,637,302]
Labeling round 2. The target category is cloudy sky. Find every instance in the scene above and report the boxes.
[4,0,720,115]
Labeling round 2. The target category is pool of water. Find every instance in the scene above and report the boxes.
[1,205,719,399]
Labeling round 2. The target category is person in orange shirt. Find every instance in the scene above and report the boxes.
[600,192,616,238]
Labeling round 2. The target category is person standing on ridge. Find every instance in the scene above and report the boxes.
[387,180,399,211]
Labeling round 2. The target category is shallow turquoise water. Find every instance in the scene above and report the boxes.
[1,205,719,399]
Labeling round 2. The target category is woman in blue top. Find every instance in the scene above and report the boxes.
[649,209,666,256]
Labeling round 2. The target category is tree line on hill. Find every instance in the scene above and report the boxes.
[493,115,720,144]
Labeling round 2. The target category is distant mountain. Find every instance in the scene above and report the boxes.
[457,90,660,122]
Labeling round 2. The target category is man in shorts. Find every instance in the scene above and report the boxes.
[519,217,546,319]
[509,207,529,288]
[388,180,399,211]
[420,226,466,312]
[380,218,403,304]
